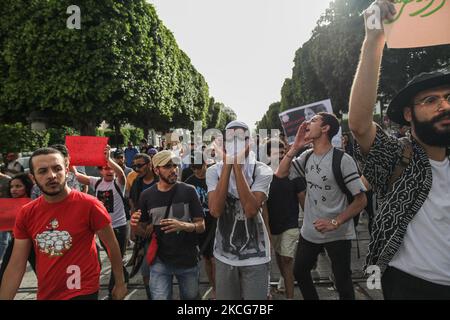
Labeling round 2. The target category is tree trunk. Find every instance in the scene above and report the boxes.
[114,123,121,149]
[79,121,97,136]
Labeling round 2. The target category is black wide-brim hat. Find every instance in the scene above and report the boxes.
[387,70,450,126]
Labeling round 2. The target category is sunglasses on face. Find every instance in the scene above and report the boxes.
[132,162,149,170]
[161,163,178,169]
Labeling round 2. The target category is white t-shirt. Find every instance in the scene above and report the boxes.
[89,177,127,229]
[206,161,273,267]
[389,158,450,286]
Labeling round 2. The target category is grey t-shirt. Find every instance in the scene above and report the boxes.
[289,148,366,244]
[206,161,273,267]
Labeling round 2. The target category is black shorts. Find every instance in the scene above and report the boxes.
[198,215,217,259]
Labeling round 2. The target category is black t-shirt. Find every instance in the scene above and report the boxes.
[184,175,209,216]
[130,176,158,206]
[138,182,204,268]
[181,167,193,182]
[185,174,217,247]
[267,175,306,235]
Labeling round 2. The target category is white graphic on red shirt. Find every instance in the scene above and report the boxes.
[35,219,73,257]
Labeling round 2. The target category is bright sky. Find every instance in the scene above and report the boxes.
[148,0,333,130]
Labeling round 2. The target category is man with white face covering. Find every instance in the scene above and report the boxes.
[206,120,273,300]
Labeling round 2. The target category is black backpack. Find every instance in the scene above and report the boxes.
[302,147,364,258]
[303,148,362,208]
[94,178,131,220]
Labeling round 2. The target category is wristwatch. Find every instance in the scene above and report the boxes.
[331,219,339,228]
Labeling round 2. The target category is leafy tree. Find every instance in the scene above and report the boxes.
[0,123,49,153]
[256,102,282,131]
[0,0,210,135]
[261,0,450,124]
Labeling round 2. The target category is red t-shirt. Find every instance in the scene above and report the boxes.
[14,190,111,300]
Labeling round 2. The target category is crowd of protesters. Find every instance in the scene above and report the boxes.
[0,0,449,301]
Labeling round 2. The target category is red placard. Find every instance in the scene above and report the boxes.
[0,198,32,231]
[65,136,109,166]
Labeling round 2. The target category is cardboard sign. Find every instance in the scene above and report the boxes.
[384,1,450,48]
[65,136,108,166]
[279,99,342,148]
[0,198,32,231]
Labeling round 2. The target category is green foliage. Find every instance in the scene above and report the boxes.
[0,123,49,153]
[96,126,143,146]
[256,102,282,131]
[0,0,212,133]
[260,0,450,124]
[47,126,80,146]
[216,106,237,131]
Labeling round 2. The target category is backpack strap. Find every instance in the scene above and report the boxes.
[387,137,413,193]
[113,179,125,202]
[249,162,257,188]
[332,148,354,204]
[94,178,103,196]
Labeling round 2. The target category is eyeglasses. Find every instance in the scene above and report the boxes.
[132,162,149,170]
[161,163,178,169]
[414,93,450,109]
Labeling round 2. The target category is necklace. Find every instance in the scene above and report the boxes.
[312,147,333,172]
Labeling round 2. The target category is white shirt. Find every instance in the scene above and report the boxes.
[389,158,450,286]
[89,177,127,229]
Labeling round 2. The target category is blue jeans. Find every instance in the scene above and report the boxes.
[150,257,199,300]
[0,232,11,261]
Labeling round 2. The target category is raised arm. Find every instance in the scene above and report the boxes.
[208,164,232,218]
[105,146,126,186]
[348,0,396,154]
[276,122,311,178]
[71,165,91,185]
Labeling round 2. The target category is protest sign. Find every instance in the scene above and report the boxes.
[279,99,342,148]
[65,136,108,166]
[384,0,450,48]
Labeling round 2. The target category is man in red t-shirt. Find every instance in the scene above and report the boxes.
[0,147,127,300]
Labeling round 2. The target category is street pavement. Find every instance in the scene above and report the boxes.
[13,212,383,300]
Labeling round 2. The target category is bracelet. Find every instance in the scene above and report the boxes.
[192,223,196,233]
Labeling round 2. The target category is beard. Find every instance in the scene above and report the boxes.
[159,172,177,185]
[412,109,450,147]
[35,177,67,196]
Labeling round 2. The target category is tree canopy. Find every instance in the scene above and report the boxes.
[0,0,234,136]
[257,0,450,129]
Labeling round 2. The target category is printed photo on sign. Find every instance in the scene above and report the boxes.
[97,190,114,213]
[279,99,342,148]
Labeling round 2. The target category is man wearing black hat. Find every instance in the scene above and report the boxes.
[348,0,450,300]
